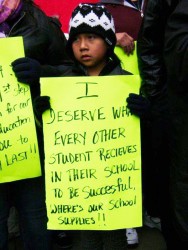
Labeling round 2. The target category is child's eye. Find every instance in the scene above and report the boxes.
[87,34,97,40]
[72,36,79,43]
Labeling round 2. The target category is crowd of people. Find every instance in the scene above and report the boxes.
[0,0,188,249]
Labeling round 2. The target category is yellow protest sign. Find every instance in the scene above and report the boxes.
[0,37,41,183]
[115,42,139,75]
[41,75,142,230]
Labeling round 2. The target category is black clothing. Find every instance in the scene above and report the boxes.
[165,0,188,245]
[137,0,179,99]
[137,1,180,249]
[9,2,69,66]
[8,1,71,99]
[62,59,131,77]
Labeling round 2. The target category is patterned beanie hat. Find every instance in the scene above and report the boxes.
[67,3,116,57]
[0,0,21,24]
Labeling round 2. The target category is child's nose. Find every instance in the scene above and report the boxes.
[80,38,88,49]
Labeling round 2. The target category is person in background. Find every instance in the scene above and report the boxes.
[0,0,71,249]
[136,0,180,249]
[33,3,134,250]
[99,0,147,55]
[164,0,188,248]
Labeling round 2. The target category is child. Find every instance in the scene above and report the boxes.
[34,3,130,250]
[63,3,131,78]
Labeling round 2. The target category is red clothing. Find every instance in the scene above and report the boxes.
[34,0,98,33]
[102,3,146,40]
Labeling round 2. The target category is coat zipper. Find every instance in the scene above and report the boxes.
[7,12,26,37]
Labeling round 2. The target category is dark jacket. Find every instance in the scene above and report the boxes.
[8,1,69,66]
[62,59,131,77]
[164,0,188,241]
[165,0,188,98]
[8,1,71,98]
[137,2,181,245]
[137,0,179,99]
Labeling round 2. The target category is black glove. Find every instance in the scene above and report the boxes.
[33,96,51,119]
[126,93,151,118]
[11,57,41,85]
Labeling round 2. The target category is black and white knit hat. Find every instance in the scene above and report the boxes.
[67,3,116,57]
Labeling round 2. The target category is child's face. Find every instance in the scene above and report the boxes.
[72,33,108,76]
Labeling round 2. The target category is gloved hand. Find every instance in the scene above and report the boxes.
[126,93,151,118]
[11,57,41,85]
[33,96,51,119]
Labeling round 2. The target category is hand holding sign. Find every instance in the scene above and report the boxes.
[126,93,151,118]
[33,96,51,120]
[12,57,42,85]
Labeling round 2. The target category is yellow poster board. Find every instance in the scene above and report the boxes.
[0,37,41,183]
[41,75,142,230]
[115,42,139,75]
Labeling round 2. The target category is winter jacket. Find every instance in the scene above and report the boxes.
[7,1,71,98]
[60,56,131,77]
[137,0,179,99]
[165,0,188,98]
[164,0,188,242]
[8,2,69,66]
